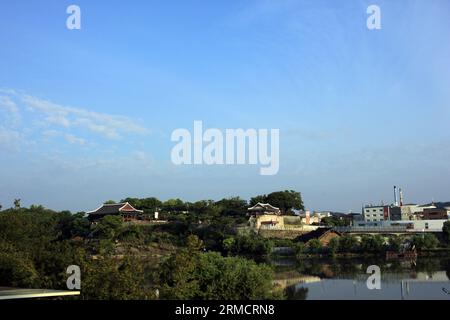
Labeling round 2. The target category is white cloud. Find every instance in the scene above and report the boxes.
[0,89,152,157]
[42,129,60,139]
[64,133,85,146]
[0,95,20,126]
[0,126,23,151]
[18,92,149,139]
[0,95,18,113]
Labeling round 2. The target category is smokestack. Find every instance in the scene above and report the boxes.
[393,186,398,206]
[399,188,404,206]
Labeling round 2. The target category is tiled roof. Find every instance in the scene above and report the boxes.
[87,202,143,215]
[248,203,280,212]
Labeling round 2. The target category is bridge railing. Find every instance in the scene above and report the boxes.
[333,226,408,233]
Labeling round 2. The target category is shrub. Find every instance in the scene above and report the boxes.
[328,237,339,256]
[443,221,450,245]
[412,234,439,250]
[158,236,282,300]
[338,235,357,253]
[307,239,322,253]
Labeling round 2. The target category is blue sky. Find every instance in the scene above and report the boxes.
[1,0,450,212]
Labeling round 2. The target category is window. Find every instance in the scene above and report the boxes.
[425,223,429,229]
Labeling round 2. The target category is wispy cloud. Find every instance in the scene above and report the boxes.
[20,93,149,139]
[0,88,152,167]
[0,127,23,151]
[0,95,20,127]
[64,133,86,146]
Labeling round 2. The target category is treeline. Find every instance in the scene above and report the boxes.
[0,205,282,299]
[292,233,446,258]
[119,189,304,220]
[92,214,275,256]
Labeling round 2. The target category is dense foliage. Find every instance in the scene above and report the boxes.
[158,235,281,299]
[0,199,283,300]
[121,196,248,224]
[250,190,304,214]
[297,233,442,256]
[443,221,450,245]
[222,234,274,256]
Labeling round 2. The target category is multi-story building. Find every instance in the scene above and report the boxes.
[362,205,389,222]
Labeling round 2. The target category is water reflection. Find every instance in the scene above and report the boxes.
[272,256,450,300]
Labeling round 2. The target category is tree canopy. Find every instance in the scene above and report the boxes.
[250,190,304,214]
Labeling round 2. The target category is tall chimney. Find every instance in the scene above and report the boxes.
[399,188,404,206]
[393,186,398,206]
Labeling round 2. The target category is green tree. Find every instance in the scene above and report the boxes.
[250,190,304,214]
[163,199,187,212]
[81,252,154,300]
[328,237,339,256]
[308,239,322,253]
[228,234,274,256]
[92,215,123,239]
[249,195,267,206]
[360,235,385,253]
[412,234,439,250]
[293,242,306,257]
[215,197,248,218]
[158,235,282,300]
[443,221,450,245]
[195,252,281,299]
[0,243,39,287]
[121,197,163,215]
[339,235,357,253]
[388,235,403,252]
[58,212,91,239]
[422,233,439,249]
[158,235,203,299]
[222,237,236,255]
[13,199,21,209]
[321,216,349,227]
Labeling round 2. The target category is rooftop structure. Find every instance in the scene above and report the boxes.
[87,202,144,222]
[247,203,281,216]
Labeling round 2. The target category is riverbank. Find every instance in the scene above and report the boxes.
[271,247,450,259]
[270,255,450,300]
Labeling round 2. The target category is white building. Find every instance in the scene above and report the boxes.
[363,205,388,222]
[354,219,448,232]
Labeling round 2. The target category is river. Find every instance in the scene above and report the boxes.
[272,256,450,300]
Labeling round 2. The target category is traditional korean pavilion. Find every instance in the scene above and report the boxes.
[86,202,144,222]
[247,203,281,216]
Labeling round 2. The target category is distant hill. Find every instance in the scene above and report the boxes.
[330,212,351,217]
